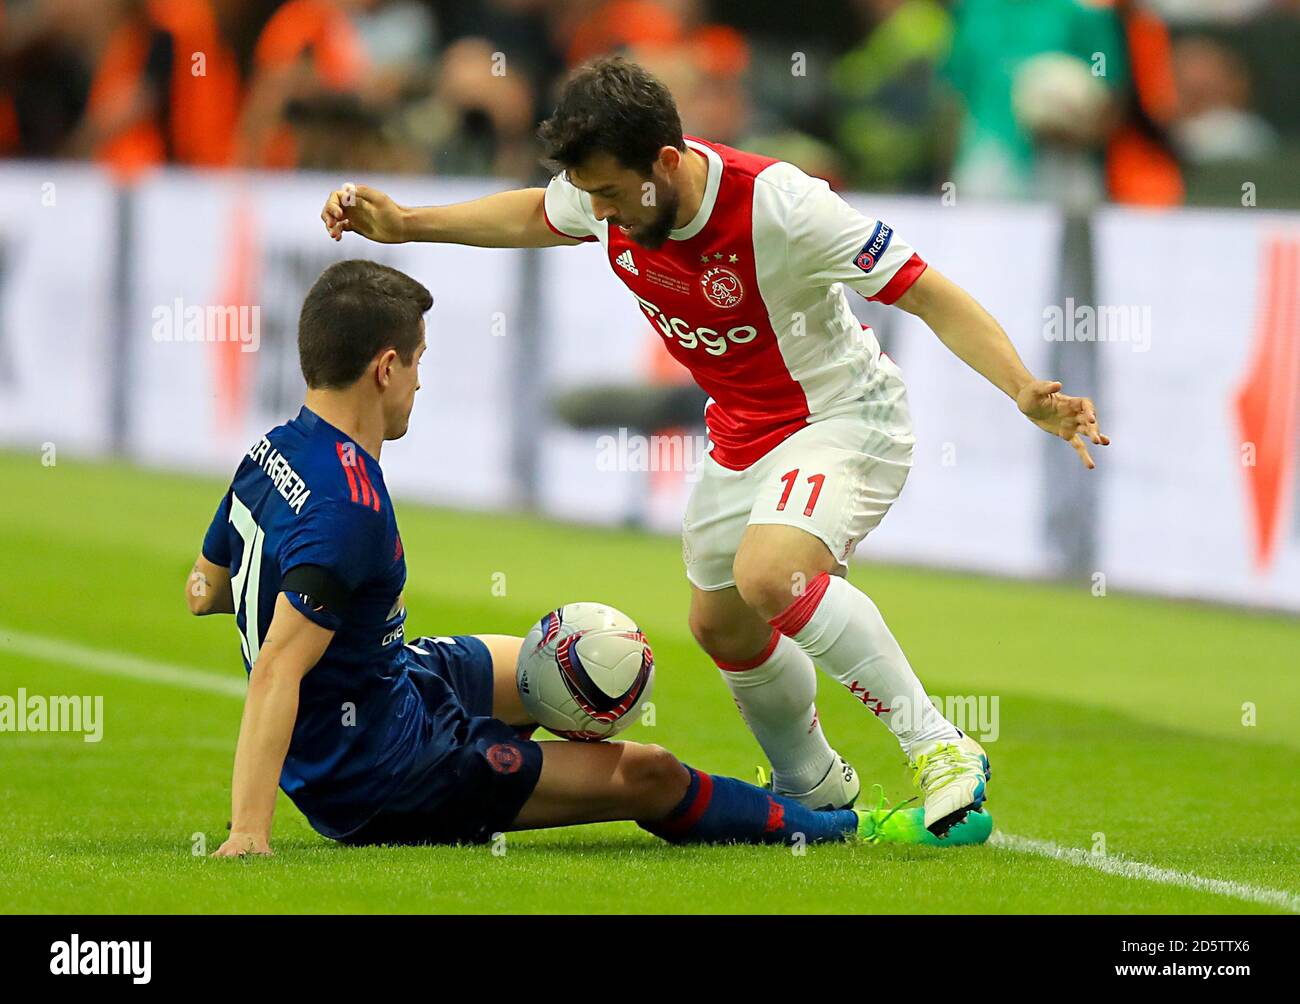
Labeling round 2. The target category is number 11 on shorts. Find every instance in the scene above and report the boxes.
[777,468,826,517]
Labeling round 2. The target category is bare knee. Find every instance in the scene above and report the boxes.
[733,560,805,621]
[689,607,769,664]
[689,609,738,658]
[733,524,836,621]
[617,743,689,815]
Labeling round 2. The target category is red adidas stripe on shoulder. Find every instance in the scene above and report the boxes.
[335,441,359,504]
[356,454,381,512]
[334,441,380,511]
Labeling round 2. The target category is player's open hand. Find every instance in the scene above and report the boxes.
[211,831,273,857]
[1016,379,1110,469]
[321,182,408,244]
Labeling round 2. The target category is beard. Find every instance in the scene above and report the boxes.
[627,185,680,250]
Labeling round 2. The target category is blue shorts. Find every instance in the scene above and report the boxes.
[338,635,544,847]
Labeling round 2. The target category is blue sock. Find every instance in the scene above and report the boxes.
[639,766,858,845]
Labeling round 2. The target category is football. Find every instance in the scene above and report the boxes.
[516,602,655,740]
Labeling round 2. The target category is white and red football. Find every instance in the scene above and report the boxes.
[515,602,655,740]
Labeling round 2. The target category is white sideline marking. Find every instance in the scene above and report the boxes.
[990,831,1300,914]
[0,626,246,699]
[5,624,1300,912]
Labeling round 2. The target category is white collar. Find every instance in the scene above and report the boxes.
[670,138,721,241]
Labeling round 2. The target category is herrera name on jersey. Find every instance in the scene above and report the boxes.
[543,135,928,471]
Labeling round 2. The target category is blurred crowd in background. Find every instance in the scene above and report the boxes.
[1,0,1297,206]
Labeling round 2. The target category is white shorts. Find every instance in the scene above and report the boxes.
[682,356,915,592]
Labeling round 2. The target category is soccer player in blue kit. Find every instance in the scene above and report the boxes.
[188,259,991,855]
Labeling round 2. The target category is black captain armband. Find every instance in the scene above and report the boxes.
[281,564,352,615]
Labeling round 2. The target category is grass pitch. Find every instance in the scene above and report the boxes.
[1,451,1297,914]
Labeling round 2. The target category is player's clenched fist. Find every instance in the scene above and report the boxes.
[1016,379,1110,469]
[320,182,408,244]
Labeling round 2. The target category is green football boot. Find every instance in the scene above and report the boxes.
[855,785,993,847]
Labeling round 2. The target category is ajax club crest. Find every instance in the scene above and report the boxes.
[700,266,744,308]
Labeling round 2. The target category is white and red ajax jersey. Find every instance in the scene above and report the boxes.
[543,135,927,470]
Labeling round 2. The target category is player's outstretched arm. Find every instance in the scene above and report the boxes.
[211,595,333,857]
[894,266,1110,468]
[320,183,583,249]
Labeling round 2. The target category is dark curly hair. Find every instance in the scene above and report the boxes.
[537,56,685,175]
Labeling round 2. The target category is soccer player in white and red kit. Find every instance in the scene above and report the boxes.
[320,57,1108,836]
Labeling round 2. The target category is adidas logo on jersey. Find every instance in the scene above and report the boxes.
[615,249,639,275]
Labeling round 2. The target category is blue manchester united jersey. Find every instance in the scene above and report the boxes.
[202,405,428,837]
